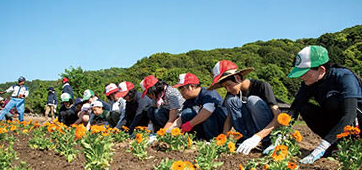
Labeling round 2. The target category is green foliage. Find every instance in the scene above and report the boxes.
[1,24,362,113]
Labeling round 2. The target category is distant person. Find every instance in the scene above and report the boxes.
[287,45,362,164]
[62,77,74,99]
[208,60,281,155]
[44,87,57,121]
[82,89,111,111]
[117,81,152,134]
[0,76,29,122]
[140,75,185,132]
[172,73,227,140]
[86,100,109,130]
[104,83,126,128]
[59,93,78,126]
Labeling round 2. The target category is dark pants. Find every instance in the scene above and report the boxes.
[60,110,78,126]
[181,107,226,141]
[147,107,169,132]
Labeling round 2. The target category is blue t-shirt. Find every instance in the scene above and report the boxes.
[182,87,227,116]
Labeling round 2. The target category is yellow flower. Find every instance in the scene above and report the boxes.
[171,160,185,170]
[184,161,195,170]
[0,127,8,133]
[277,113,291,126]
[228,142,235,153]
[136,133,143,143]
[291,130,303,142]
[171,128,181,136]
[271,145,288,162]
[22,129,29,133]
[157,128,166,136]
[10,125,17,131]
[287,162,297,170]
[216,134,227,146]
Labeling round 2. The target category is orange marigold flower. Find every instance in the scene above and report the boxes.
[122,126,129,132]
[234,132,243,140]
[228,142,236,153]
[238,164,244,170]
[337,132,349,139]
[171,160,185,170]
[250,168,256,170]
[344,125,354,132]
[101,132,110,137]
[291,130,303,142]
[271,145,288,162]
[171,128,181,136]
[263,164,269,170]
[47,125,57,133]
[277,113,291,126]
[10,125,17,131]
[216,134,227,146]
[226,131,233,137]
[0,127,8,133]
[90,125,106,134]
[188,136,192,149]
[74,124,87,140]
[287,162,297,170]
[136,133,143,143]
[184,161,195,170]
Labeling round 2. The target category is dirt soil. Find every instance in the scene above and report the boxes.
[4,116,339,170]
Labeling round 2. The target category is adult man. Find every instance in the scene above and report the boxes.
[208,60,281,155]
[0,76,29,122]
[172,73,227,140]
[287,45,362,164]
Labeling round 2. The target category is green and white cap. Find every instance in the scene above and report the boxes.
[83,89,95,101]
[61,93,71,102]
[288,45,329,78]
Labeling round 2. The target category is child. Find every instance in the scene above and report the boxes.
[86,100,109,130]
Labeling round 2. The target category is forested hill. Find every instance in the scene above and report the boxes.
[1,24,361,114]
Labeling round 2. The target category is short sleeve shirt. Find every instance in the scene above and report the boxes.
[160,86,185,110]
[243,79,278,106]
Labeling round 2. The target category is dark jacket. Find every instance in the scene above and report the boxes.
[46,92,57,105]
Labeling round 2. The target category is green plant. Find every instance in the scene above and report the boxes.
[50,127,79,162]
[0,144,17,169]
[28,129,55,150]
[156,128,196,151]
[336,125,362,170]
[81,125,114,170]
[128,133,149,160]
[154,158,174,170]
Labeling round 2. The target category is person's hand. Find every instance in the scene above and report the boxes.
[147,134,157,144]
[300,139,331,164]
[0,91,5,94]
[181,121,193,132]
[236,134,262,155]
[262,134,282,154]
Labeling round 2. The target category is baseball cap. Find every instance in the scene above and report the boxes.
[173,73,200,88]
[140,75,158,98]
[61,93,72,102]
[91,100,103,108]
[18,76,26,82]
[48,87,55,91]
[105,83,119,96]
[288,45,329,78]
[117,81,135,98]
[83,89,95,101]
[208,60,254,90]
[81,103,91,112]
[62,78,69,83]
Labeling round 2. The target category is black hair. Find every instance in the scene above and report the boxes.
[126,88,138,100]
[179,84,201,90]
[147,81,168,97]
[219,72,244,85]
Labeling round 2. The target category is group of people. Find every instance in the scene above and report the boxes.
[0,45,361,164]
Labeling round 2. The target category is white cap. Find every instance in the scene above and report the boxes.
[91,100,103,108]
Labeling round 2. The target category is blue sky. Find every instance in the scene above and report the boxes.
[0,0,361,83]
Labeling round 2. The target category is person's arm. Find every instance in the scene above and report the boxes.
[255,105,280,139]
[164,109,179,129]
[54,93,58,105]
[222,114,232,134]
[1,86,14,94]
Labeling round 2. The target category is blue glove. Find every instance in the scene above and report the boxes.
[300,139,331,164]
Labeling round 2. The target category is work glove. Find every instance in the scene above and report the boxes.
[300,139,330,164]
[19,94,23,98]
[147,134,158,145]
[262,134,282,154]
[181,121,193,133]
[236,134,262,155]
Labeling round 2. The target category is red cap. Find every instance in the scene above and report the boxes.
[173,73,200,88]
[211,60,238,86]
[62,77,69,83]
[116,81,135,98]
[140,75,158,98]
[105,83,119,96]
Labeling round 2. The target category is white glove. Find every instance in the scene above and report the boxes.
[300,139,330,164]
[147,134,157,145]
[236,134,262,155]
[262,134,282,154]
